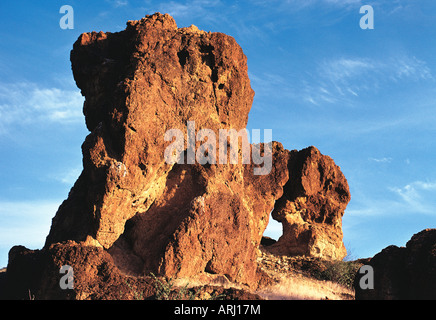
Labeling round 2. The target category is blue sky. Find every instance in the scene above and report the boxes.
[1,0,435,267]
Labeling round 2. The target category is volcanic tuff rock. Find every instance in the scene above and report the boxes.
[355,229,436,300]
[267,147,350,260]
[2,13,350,299]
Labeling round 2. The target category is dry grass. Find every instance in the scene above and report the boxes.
[173,268,355,300]
[0,254,357,300]
[256,248,357,300]
[173,274,237,290]
[256,272,354,300]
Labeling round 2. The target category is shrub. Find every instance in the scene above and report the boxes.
[149,273,225,300]
[304,259,362,289]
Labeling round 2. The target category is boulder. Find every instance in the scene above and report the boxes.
[266,146,350,260]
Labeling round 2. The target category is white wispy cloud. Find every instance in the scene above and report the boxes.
[390,181,436,215]
[0,82,84,134]
[348,179,436,218]
[303,55,433,105]
[390,56,433,81]
[346,197,398,218]
[49,167,82,185]
[368,157,393,163]
[256,0,362,10]
[324,0,361,4]
[249,72,289,96]
[115,0,128,7]
[320,58,375,83]
[105,0,128,8]
[156,0,221,19]
[300,57,375,105]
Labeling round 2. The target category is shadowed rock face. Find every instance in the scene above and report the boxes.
[355,229,436,300]
[3,13,350,299]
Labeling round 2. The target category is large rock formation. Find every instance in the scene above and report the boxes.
[266,147,350,260]
[44,13,291,286]
[2,13,350,299]
[46,13,256,250]
[355,229,436,300]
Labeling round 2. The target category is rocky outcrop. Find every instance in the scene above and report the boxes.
[45,13,256,250]
[3,242,155,300]
[2,13,350,299]
[355,229,436,300]
[42,13,279,287]
[2,242,261,300]
[266,146,350,260]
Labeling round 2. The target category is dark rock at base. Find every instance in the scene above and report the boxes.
[355,228,436,300]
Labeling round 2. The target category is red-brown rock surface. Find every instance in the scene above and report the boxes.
[43,13,290,287]
[3,242,155,300]
[266,146,350,260]
[46,13,256,251]
[2,13,350,299]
